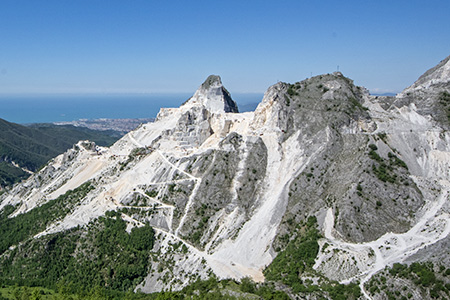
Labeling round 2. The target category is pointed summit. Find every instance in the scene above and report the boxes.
[186,75,239,113]
[201,75,223,90]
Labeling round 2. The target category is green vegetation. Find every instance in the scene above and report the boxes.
[0,161,29,186]
[264,216,361,299]
[372,163,397,183]
[287,85,298,97]
[0,277,290,300]
[28,123,120,147]
[145,189,158,198]
[367,144,408,184]
[389,263,437,288]
[284,95,291,106]
[367,262,450,299]
[0,182,94,254]
[438,90,450,122]
[0,210,155,293]
[265,216,320,289]
[0,119,119,188]
[377,132,388,143]
[120,147,149,170]
[348,97,369,112]
[356,183,363,196]
[321,283,361,300]
[388,152,408,169]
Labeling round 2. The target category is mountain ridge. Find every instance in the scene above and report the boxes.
[1,56,449,299]
[0,119,119,188]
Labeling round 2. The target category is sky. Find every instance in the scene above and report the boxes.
[0,0,449,95]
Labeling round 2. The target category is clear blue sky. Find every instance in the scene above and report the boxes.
[0,0,449,95]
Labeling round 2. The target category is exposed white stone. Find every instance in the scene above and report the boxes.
[1,64,449,297]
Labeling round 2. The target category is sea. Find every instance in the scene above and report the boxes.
[0,93,262,124]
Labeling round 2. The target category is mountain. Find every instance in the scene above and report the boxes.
[0,120,119,188]
[0,57,450,299]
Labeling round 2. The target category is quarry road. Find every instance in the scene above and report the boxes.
[174,177,202,236]
[157,150,198,181]
[322,182,450,300]
[174,148,214,236]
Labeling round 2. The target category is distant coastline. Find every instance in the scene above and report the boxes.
[0,93,262,124]
[54,118,155,134]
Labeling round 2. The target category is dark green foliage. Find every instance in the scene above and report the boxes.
[368,146,409,183]
[284,95,291,106]
[287,85,298,97]
[438,91,450,122]
[130,225,155,251]
[372,163,397,183]
[256,286,291,300]
[322,282,361,300]
[264,216,320,290]
[0,162,29,186]
[168,183,176,193]
[0,119,119,187]
[369,150,382,162]
[191,230,202,243]
[388,152,408,169]
[440,91,450,103]
[348,97,368,112]
[409,262,436,287]
[0,210,155,292]
[145,189,158,198]
[239,277,255,293]
[0,182,94,254]
[377,132,388,143]
[160,277,290,300]
[92,212,155,290]
[2,276,291,299]
[373,262,447,299]
[28,123,120,147]
[0,204,16,219]
[264,217,361,299]
[356,183,363,196]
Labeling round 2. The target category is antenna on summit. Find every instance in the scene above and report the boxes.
[337,65,340,72]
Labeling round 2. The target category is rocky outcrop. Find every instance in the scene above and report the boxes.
[1,59,450,297]
[394,55,450,128]
[183,75,239,114]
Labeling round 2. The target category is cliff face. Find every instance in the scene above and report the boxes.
[1,59,449,297]
[395,55,450,128]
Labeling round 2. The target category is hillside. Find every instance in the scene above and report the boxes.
[0,57,449,299]
[0,120,119,188]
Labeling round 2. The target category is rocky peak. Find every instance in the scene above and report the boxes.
[200,75,222,90]
[1,57,450,298]
[393,55,450,128]
[184,75,239,114]
[401,55,450,94]
[252,72,370,138]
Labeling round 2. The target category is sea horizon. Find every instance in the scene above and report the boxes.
[0,93,263,124]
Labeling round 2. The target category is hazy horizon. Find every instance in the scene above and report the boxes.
[0,92,264,124]
[0,1,449,96]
